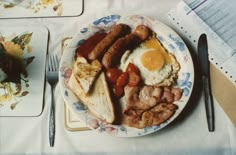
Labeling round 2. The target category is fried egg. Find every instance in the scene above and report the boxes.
[120,37,180,86]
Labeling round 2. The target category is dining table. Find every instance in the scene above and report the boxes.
[0,0,236,155]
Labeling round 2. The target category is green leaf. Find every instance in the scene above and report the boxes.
[3,4,16,8]
[12,33,33,50]
[10,102,18,110]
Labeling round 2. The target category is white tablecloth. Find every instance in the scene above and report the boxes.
[0,0,236,155]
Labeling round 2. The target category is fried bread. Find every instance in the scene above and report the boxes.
[68,71,115,124]
[73,57,102,94]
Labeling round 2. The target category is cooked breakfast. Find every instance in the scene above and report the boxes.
[69,23,183,128]
[122,85,182,128]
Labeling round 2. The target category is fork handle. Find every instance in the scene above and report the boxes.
[49,86,55,147]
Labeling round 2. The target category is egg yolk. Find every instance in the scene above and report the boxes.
[141,37,173,70]
[141,50,165,71]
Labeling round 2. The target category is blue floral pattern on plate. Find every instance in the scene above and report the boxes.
[59,14,194,137]
[168,34,186,51]
[93,15,121,26]
[178,72,193,96]
[73,102,87,111]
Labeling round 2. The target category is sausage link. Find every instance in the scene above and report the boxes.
[102,25,151,69]
[102,34,141,69]
[133,25,151,41]
[88,23,131,60]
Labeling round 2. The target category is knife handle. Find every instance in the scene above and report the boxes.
[202,76,215,132]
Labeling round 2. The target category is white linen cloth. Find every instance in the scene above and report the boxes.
[0,0,236,155]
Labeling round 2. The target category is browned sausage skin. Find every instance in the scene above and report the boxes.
[88,23,131,60]
[133,25,151,41]
[102,34,141,69]
[102,25,151,69]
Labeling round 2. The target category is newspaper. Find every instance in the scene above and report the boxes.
[168,0,236,85]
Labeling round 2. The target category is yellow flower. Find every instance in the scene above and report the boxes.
[1,41,23,57]
[40,0,55,5]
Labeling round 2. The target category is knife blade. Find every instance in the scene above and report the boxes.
[198,33,215,132]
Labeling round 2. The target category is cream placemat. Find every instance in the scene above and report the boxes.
[0,0,83,18]
[64,103,90,131]
[0,26,48,117]
[211,64,236,127]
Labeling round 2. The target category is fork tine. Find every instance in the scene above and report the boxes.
[54,55,59,71]
[48,55,52,72]
[52,55,59,72]
[52,56,56,72]
[49,55,53,72]
[48,55,59,72]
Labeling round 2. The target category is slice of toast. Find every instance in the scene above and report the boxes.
[68,71,115,124]
[73,57,102,94]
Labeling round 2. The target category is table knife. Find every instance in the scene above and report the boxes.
[198,33,214,132]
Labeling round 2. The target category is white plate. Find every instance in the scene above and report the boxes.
[0,0,83,18]
[0,26,48,116]
[59,15,194,137]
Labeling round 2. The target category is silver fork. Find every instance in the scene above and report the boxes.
[46,54,59,147]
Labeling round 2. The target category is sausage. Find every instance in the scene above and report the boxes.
[133,25,151,41]
[102,25,151,69]
[75,32,107,60]
[88,23,131,60]
[102,34,141,69]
